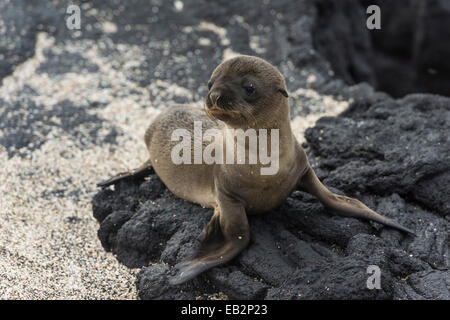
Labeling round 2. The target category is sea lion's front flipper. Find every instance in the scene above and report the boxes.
[298,167,415,235]
[97,159,153,188]
[169,196,250,285]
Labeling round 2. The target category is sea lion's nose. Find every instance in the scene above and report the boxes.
[209,91,221,105]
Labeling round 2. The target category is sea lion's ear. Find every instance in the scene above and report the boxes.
[278,88,289,98]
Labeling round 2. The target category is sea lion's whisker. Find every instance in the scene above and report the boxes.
[241,107,258,128]
[204,103,217,122]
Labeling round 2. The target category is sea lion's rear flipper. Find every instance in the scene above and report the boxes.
[169,197,250,285]
[298,167,415,235]
[97,159,153,188]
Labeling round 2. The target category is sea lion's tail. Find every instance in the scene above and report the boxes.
[97,159,153,188]
[298,167,415,235]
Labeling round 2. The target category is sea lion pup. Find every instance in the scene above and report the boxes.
[98,55,414,285]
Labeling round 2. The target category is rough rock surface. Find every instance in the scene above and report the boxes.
[90,0,449,299]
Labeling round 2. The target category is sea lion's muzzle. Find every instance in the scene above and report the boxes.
[205,90,241,123]
[206,83,236,109]
[206,90,226,110]
[205,84,253,126]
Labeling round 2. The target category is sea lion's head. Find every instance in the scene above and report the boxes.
[205,55,289,128]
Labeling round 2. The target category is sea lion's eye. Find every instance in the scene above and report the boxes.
[243,84,255,95]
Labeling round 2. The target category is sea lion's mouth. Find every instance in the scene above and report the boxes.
[205,101,242,121]
[209,106,236,115]
[204,99,259,128]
